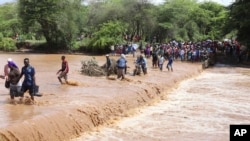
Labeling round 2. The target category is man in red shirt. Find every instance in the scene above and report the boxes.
[56,56,69,84]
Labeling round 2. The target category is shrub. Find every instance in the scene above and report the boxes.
[0,33,3,42]
[0,37,16,51]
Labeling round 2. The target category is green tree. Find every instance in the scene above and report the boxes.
[18,0,84,49]
[157,0,227,42]
[226,0,250,45]
[0,3,21,38]
[86,0,158,42]
[158,0,201,41]
[88,20,128,52]
[199,2,227,40]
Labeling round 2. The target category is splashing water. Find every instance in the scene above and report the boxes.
[72,67,250,141]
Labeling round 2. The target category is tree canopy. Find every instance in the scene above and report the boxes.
[18,0,84,48]
[0,0,249,51]
[226,0,250,45]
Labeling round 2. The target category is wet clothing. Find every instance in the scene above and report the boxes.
[159,56,164,71]
[19,65,35,96]
[167,57,173,65]
[58,59,69,84]
[8,68,20,85]
[60,60,69,73]
[152,53,158,67]
[20,85,34,96]
[167,57,173,71]
[8,68,21,97]
[20,65,35,87]
[116,56,127,79]
[106,57,112,69]
[106,57,112,76]
[117,68,125,79]
[117,57,127,69]
[136,57,147,74]
[10,83,22,97]
[58,72,68,81]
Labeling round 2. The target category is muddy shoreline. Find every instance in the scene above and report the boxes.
[0,54,203,141]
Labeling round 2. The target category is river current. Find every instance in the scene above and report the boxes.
[0,54,249,141]
[72,64,250,141]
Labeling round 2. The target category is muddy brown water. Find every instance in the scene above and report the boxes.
[1,53,247,141]
[72,65,250,141]
[0,54,107,123]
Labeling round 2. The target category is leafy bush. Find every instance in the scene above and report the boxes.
[88,20,127,53]
[0,33,3,42]
[0,37,16,51]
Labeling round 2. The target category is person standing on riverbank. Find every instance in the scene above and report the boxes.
[19,58,36,103]
[57,55,69,84]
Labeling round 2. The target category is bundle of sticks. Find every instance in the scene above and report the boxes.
[81,58,106,76]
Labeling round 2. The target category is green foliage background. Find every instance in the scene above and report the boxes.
[0,0,249,52]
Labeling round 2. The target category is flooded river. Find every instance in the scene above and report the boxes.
[0,54,97,128]
[72,65,250,141]
[0,53,249,141]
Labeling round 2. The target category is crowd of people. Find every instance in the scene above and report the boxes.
[106,39,245,80]
[111,40,218,62]
[2,39,244,104]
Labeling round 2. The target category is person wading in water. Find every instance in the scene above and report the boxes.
[57,56,69,84]
[106,54,112,77]
[116,54,127,80]
[19,58,36,104]
[8,62,21,104]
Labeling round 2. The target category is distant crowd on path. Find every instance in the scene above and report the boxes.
[106,39,246,80]
[1,55,69,105]
[109,39,246,63]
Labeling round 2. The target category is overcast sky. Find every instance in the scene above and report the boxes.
[0,0,15,5]
[0,0,234,6]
